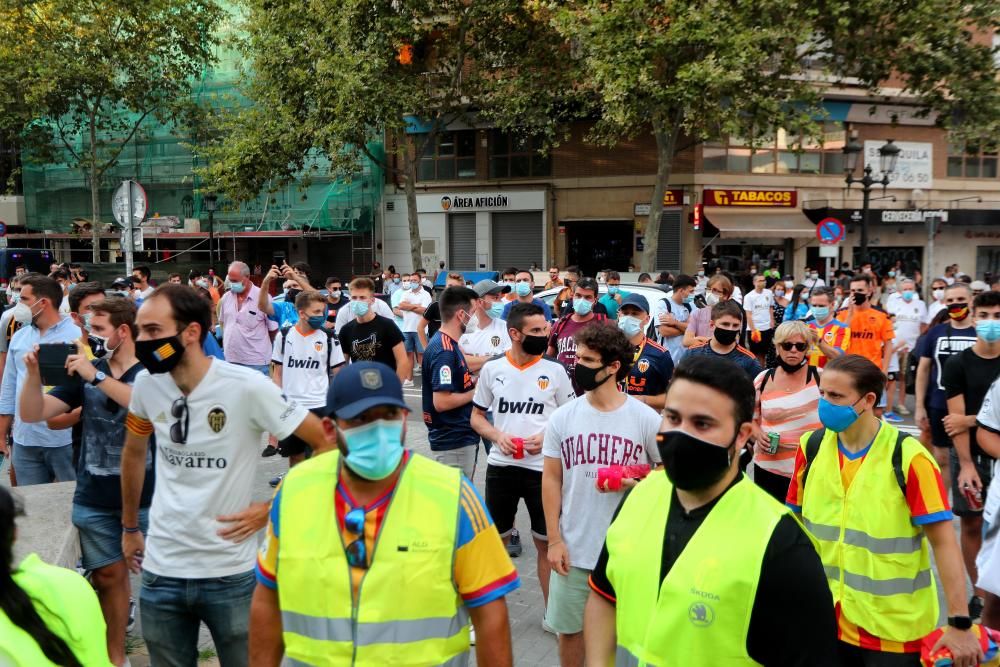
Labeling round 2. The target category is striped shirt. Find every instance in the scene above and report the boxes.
[807,318,850,368]
[752,368,821,477]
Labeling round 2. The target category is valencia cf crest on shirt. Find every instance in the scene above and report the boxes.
[537,375,550,390]
[314,340,324,352]
[207,408,227,434]
[637,359,650,373]
[491,335,501,348]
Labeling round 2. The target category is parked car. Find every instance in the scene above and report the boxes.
[535,282,675,326]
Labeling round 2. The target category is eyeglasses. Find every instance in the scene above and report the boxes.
[170,396,189,445]
[344,507,369,569]
[779,342,809,352]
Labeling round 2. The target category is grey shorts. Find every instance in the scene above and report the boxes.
[432,444,479,481]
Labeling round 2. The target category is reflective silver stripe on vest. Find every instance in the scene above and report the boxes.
[823,565,933,596]
[288,654,468,667]
[616,645,643,666]
[282,610,468,646]
[804,519,922,555]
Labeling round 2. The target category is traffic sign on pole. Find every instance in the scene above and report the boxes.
[816,217,845,245]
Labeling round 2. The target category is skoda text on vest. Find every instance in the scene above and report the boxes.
[559,433,645,469]
[497,397,545,415]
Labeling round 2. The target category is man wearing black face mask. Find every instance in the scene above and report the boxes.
[471,303,576,604]
[586,355,837,666]
[687,300,762,380]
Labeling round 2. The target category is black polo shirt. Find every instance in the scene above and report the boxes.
[590,474,839,666]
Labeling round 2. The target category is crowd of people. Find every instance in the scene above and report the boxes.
[4,256,1000,667]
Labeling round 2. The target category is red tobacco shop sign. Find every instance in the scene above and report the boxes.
[703,189,797,207]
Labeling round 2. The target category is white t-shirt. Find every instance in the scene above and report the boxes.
[803,277,826,292]
[926,300,946,325]
[978,383,1000,525]
[654,297,695,364]
[398,288,431,333]
[887,297,927,349]
[129,360,309,578]
[459,316,512,358]
[542,394,661,570]
[743,289,775,330]
[134,285,155,300]
[473,354,576,471]
[334,298,394,334]
[271,325,346,408]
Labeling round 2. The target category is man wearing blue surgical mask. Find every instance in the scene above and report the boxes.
[547,277,608,396]
[392,272,432,387]
[619,294,673,411]
[459,279,513,373]
[250,361,519,665]
[598,271,631,320]
[501,270,552,322]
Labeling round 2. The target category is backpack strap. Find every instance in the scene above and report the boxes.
[806,365,820,387]
[323,328,338,372]
[760,367,777,392]
[891,430,908,498]
[800,428,826,495]
[279,324,292,360]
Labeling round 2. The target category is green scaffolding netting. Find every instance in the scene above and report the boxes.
[20,10,382,236]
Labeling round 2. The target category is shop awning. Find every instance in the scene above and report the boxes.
[703,207,817,239]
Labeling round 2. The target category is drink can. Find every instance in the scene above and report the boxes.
[964,486,984,512]
[767,432,780,455]
[511,437,524,460]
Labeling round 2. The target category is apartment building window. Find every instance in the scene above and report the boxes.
[418,131,476,181]
[947,142,998,179]
[489,130,551,178]
[704,122,846,175]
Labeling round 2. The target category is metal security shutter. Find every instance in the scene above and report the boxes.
[448,213,477,270]
[491,211,543,270]
[655,210,682,272]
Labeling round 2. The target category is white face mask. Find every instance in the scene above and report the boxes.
[10,302,31,325]
[705,292,720,307]
[463,311,479,334]
[933,289,945,301]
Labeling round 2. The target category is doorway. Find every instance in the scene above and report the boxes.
[566,220,634,276]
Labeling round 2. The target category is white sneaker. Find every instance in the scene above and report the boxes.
[469,625,476,645]
[542,619,556,635]
[403,379,414,387]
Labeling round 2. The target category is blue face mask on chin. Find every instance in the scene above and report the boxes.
[817,396,865,433]
[341,419,405,480]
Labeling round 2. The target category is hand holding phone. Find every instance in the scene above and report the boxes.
[37,343,78,387]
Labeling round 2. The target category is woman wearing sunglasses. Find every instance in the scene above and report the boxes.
[750,321,823,501]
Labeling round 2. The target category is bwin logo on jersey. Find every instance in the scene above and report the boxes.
[287,356,321,370]
[498,397,544,415]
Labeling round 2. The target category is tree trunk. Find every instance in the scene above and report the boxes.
[89,163,101,263]
[399,133,424,273]
[641,111,681,273]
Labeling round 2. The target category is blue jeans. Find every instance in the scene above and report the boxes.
[140,569,255,667]
[233,363,270,377]
[12,442,75,485]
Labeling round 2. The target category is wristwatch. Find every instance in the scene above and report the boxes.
[90,371,107,387]
[948,615,973,630]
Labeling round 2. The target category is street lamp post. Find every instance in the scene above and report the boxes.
[204,193,218,274]
[842,138,901,266]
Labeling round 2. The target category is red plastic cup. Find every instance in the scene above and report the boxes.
[598,466,623,491]
[511,437,525,459]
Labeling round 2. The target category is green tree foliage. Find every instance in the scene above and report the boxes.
[2,0,222,260]
[546,0,1000,271]
[203,0,575,272]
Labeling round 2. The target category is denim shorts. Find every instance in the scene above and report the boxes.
[72,504,150,571]
[403,331,424,353]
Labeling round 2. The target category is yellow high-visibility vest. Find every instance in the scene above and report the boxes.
[799,424,938,641]
[606,472,790,666]
[277,450,469,666]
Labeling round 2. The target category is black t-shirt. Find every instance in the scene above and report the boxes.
[49,359,155,510]
[338,314,405,369]
[423,301,443,339]
[590,475,838,667]
[325,296,350,325]
[942,347,1000,458]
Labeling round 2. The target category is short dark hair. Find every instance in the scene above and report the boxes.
[605,271,621,282]
[638,272,652,282]
[507,302,544,332]
[189,269,203,280]
[68,281,105,314]
[90,297,138,339]
[574,322,632,382]
[325,276,342,286]
[973,291,1000,311]
[50,269,69,281]
[810,286,835,302]
[850,274,873,287]
[133,266,151,281]
[168,273,181,281]
[576,277,599,294]
[501,267,518,279]
[20,274,63,310]
[711,300,743,321]
[672,274,696,290]
[439,286,477,322]
[824,354,885,399]
[565,265,580,276]
[148,284,212,344]
[671,355,754,426]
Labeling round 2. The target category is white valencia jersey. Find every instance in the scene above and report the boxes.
[272,325,346,409]
[472,353,576,471]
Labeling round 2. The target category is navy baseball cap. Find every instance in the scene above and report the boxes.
[620,293,650,313]
[326,362,408,419]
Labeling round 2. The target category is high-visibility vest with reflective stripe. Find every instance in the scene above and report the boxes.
[277,451,470,666]
[799,425,938,641]
[606,472,790,666]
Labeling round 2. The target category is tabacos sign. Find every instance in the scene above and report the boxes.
[703,189,797,207]
[663,189,684,207]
